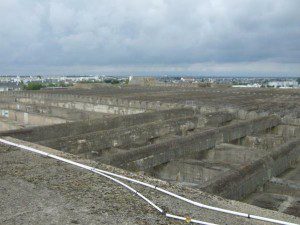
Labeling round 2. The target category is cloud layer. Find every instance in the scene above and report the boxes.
[1,0,300,75]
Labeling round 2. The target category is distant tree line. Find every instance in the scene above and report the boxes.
[78,79,122,85]
[21,81,69,90]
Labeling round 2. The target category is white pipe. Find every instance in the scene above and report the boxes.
[0,138,216,225]
[92,169,164,214]
[90,165,299,225]
[93,170,299,225]
[0,138,298,225]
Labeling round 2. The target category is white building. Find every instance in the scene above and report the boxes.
[0,83,20,92]
[268,81,298,88]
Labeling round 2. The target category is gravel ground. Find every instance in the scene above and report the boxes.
[0,138,299,225]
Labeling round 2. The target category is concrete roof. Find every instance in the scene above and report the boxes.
[1,138,299,225]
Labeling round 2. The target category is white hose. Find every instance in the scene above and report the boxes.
[82,169,300,225]
[0,138,298,225]
[0,138,216,225]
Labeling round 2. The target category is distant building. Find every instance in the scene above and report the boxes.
[267,81,298,88]
[232,83,262,88]
[0,82,20,92]
[180,77,195,83]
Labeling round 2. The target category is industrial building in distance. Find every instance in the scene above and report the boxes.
[0,80,299,225]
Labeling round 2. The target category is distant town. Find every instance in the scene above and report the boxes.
[0,75,299,91]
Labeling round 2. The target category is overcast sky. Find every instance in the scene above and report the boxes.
[1,0,300,76]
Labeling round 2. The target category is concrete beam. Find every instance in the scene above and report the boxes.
[204,143,266,165]
[201,138,300,200]
[151,159,230,185]
[0,102,109,121]
[16,97,146,115]
[239,135,285,150]
[264,177,300,197]
[38,116,198,154]
[0,108,195,142]
[101,115,280,170]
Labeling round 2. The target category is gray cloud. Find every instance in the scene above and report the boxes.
[0,0,300,75]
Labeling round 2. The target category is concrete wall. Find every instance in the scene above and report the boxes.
[0,90,296,123]
[37,111,235,155]
[282,116,300,126]
[0,102,108,121]
[0,120,22,131]
[273,125,300,140]
[204,144,265,164]
[197,105,269,121]
[0,91,182,112]
[151,159,230,185]
[102,115,281,170]
[201,138,300,200]
[0,109,66,126]
[16,97,145,115]
[38,116,198,154]
[0,108,196,142]
[240,135,285,151]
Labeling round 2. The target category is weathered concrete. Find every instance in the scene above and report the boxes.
[244,160,300,217]
[16,97,146,115]
[0,119,23,131]
[2,138,299,225]
[38,116,198,154]
[264,177,300,197]
[239,135,285,151]
[283,116,300,126]
[151,159,230,186]
[149,142,271,197]
[198,112,235,127]
[203,143,267,165]
[0,109,67,126]
[0,108,195,142]
[201,138,300,200]
[0,101,110,121]
[0,86,299,220]
[103,116,280,171]
[273,125,300,140]
[0,91,182,112]
[246,193,300,217]
[37,111,236,155]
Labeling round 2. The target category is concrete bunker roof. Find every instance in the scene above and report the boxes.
[0,137,299,225]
